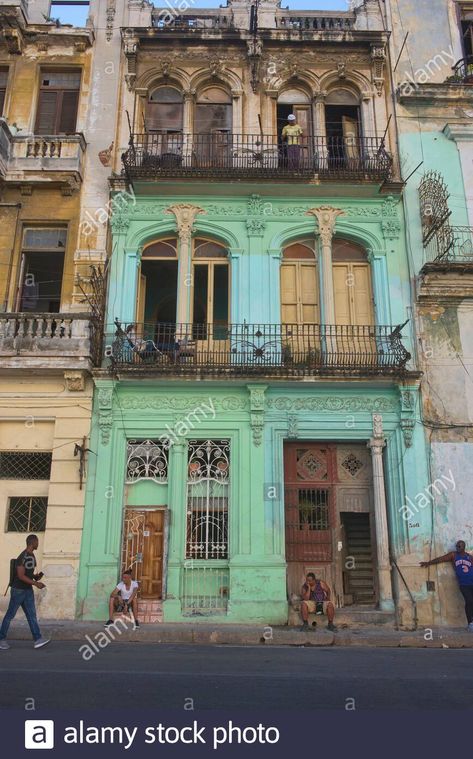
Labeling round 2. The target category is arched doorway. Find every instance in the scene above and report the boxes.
[332,239,375,361]
[324,89,362,167]
[192,238,230,348]
[277,87,313,140]
[332,239,373,327]
[145,86,184,163]
[194,87,232,167]
[137,237,178,342]
[280,239,319,325]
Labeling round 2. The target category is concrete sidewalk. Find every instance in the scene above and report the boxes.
[4,620,473,648]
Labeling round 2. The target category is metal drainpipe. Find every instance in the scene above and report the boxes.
[0,202,22,312]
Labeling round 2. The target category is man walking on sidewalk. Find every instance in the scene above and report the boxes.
[420,539,473,631]
[0,534,50,650]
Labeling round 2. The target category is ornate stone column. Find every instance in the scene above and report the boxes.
[165,203,206,326]
[183,90,195,135]
[367,413,394,611]
[306,206,344,325]
[314,91,327,138]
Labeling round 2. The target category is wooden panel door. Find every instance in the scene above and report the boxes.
[140,511,165,598]
[333,262,373,325]
[281,261,318,324]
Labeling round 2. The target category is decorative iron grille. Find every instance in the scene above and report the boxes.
[0,452,52,480]
[7,496,48,532]
[285,487,332,562]
[418,171,452,245]
[125,440,168,483]
[186,440,229,560]
[121,510,145,582]
[181,566,229,615]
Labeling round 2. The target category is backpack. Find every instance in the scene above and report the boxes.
[4,558,17,595]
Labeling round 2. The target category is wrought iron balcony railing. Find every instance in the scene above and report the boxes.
[449,56,473,83]
[106,321,411,376]
[423,225,473,267]
[122,133,392,181]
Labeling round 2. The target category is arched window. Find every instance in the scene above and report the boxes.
[146,86,183,133]
[195,87,232,133]
[138,237,178,331]
[192,238,229,339]
[332,239,373,326]
[281,239,318,324]
[277,87,312,139]
[325,88,361,145]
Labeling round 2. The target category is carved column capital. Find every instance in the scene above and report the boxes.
[165,203,206,243]
[306,206,345,246]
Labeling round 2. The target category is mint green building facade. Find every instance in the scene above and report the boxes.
[77,191,428,625]
[76,0,441,627]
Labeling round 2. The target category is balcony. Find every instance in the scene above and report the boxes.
[152,13,234,31]
[422,226,473,271]
[0,313,100,371]
[106,322,411,378]
[448,57,473,83]
[122,134,392,182]
[275,14,355,31]
[5,131,86,186]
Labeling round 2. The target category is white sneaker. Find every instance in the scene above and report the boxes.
[34,637,51,649]
[0,640,10,650]
[468,622,473,633]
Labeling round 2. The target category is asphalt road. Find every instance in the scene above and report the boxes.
[1,642,472,711]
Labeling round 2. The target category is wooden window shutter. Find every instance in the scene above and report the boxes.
[58,90,79,133]
[35,91,58,134]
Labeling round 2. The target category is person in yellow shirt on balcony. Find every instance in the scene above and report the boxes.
[282,114,303,169]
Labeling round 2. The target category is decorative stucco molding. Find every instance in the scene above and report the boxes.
[248,385,267,447]
[120,396,249,411]
[266,397,397,412]
[98,388,113,446]
[64,371,86,392]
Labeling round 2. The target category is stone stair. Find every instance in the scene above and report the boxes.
[137,599,163,624]
[288,604,395,628]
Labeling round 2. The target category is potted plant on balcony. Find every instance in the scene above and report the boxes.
[282,343,292,365]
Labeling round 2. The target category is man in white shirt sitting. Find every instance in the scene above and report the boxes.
[105,569,140,628]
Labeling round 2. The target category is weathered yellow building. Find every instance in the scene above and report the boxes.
[0,0,100,618]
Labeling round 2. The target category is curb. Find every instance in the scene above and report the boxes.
[4,621,473,648]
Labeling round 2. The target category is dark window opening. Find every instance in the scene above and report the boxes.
[35,70,81,135]
[7,496,48,532]
[0,451,52,480]
[17,227,67,313]
[140,259,178,342]
[0,68,8,116]
[461,19,473,58]
[325,105,360,141]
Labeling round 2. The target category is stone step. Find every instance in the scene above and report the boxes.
[138,598,163,624]
[288,604,394,628]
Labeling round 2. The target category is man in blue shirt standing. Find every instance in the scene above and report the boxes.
[420,540,473,631]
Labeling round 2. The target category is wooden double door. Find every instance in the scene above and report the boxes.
[121,509,166,598]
